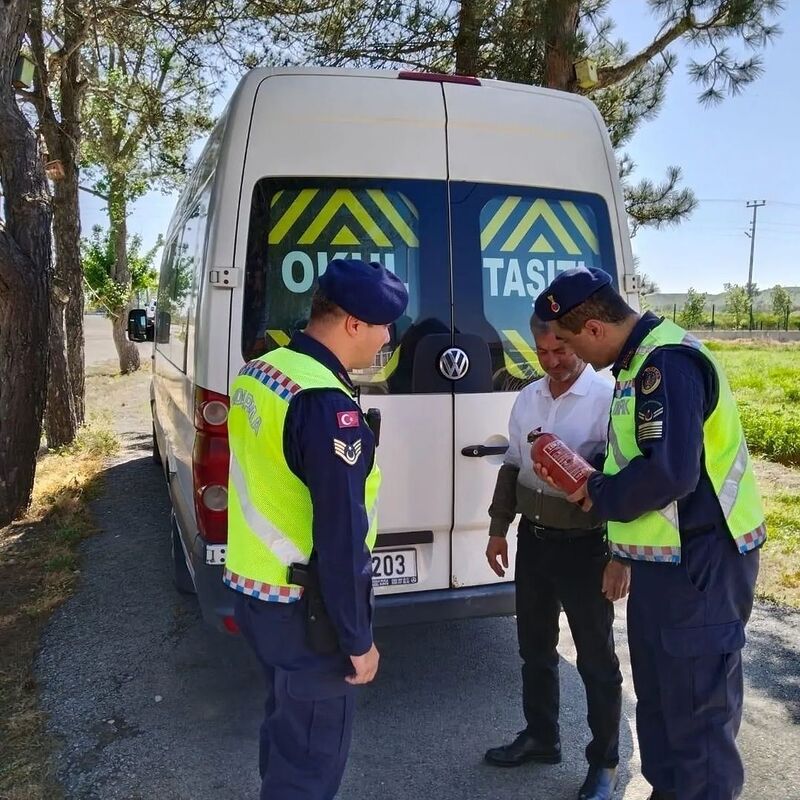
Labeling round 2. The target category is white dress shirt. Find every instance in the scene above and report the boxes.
[505,365,614,496]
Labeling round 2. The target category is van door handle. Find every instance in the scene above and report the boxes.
[461,444,509,457]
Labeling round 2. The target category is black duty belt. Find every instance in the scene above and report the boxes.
[520,516,605,542]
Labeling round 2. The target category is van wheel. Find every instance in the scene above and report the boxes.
[152,421,162,466]
[171,513,196,595]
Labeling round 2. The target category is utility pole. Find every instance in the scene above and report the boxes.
[744,200,766,329]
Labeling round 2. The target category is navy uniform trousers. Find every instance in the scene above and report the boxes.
[628,527,759,800]
[234,592,356,800]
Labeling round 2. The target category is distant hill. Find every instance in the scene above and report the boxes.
[645,286,800,312]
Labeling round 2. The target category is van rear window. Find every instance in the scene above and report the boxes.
[481,193,610,382]
[242,178,450,394]
[450,183,617,389]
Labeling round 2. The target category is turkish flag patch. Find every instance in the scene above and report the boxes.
[337,411,359,429]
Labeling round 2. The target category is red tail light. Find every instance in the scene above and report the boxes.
[193,388,230,544]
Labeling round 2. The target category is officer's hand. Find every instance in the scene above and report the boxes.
[535,463,595,511]
[602,559,631,602]
[486,536,509,577]
[567,481,594,512]
[347,643,380,685]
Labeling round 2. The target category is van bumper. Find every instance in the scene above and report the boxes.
[374,583,516,627]
[190,548,516,630]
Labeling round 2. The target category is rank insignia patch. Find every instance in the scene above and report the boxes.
[334,438,362,465]
[640,366,662,395]
[637,400,664,442]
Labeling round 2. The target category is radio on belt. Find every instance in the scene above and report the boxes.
[528,427,592,495]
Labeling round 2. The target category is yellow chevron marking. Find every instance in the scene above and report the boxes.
[270,190,283,208]
[268,189,318,245]
[560,201,599,255]
[399,192,419,219]
[501,199,581,255]
[530,233,555,254]
[266,329,291,346]
[502,350,528,380]
[298,190,392,247]
[481,196,520,250]
[331,225,361,246]
[361,345,402,383]
[367,190,419,247]
[503,329,539,368]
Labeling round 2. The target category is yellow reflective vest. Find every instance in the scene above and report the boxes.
[224,347,380,598]
[605,319,766,563]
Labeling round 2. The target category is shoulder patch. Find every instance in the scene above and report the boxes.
[333,438,362,465]
[637,400,664,442]
[640,366,662,395]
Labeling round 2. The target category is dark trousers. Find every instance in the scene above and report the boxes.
[515,518,622,768]
[234,592,356,800]
[628,529,759,800]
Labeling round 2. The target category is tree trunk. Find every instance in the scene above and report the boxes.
[45,279,77,448]
[454,0,485,76]
[542,0,580,92]
[30,0,86,425]
[54,164,85,423]
[108,179,140,373]
[0,0,52,526]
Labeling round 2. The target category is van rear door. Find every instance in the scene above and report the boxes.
[442,82,625,588]
[234,73,456,595]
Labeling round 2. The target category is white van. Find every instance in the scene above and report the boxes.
[128,67,637,632]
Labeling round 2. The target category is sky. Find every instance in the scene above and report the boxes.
[79,2,800,295]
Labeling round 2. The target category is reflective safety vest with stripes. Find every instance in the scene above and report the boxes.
[605,319,766,563]
[224,347,381,597]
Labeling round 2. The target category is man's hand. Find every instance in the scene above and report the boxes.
[346,643,380,685]
[486,536,509,577]
[602,559,631,602]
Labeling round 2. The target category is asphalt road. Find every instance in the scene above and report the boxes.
[35,317,800,800]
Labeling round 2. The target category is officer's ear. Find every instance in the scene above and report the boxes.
[582,319,605,340]
[343,314,363,338]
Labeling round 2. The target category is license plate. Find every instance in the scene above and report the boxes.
[371,549,418,587]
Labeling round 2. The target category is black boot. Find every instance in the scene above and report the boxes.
[646,790,676,800]
[578,765,618,800]
[484,731,561,767]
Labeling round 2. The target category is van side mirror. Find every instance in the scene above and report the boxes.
[127,309,152,342]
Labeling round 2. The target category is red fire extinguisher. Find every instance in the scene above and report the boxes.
[528,428,592,495]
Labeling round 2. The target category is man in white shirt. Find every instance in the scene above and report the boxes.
[484,314,630,800]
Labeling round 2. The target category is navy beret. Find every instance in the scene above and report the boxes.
[318,259,409,324]
[534,267,612,321]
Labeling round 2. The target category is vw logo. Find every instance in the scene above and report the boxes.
[439,347,470,381]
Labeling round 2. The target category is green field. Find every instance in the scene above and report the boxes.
[706,341,800,604]
[708,341,800,466]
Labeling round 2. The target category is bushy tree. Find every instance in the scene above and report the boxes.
[680,286,706,329]
[772,284,791,326]
[82,225,162,312]
[724,282,750,329]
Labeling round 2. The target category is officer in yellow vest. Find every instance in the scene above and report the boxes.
[226,258,408,800]
[533,268,764,800]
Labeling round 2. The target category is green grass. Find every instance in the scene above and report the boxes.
[707,341,800,466]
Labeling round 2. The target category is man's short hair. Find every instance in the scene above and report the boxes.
[555,285,635,334]
[309,288,346,322]
[529,313,550,338]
